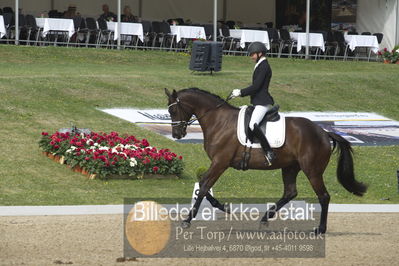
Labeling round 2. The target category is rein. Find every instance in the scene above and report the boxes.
[168,94,231,128]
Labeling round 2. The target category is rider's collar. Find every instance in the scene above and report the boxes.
[254,56,266,70]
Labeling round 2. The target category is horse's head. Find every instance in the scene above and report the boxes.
[165,88,192,139]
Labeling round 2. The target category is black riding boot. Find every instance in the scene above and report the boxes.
[252,123,276,166]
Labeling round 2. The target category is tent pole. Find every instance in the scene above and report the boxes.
[138,0,143,18]
[15,0,19,45]
[305,0,310,59]
[213,0,217,42]
[396,0,399,45]
[117,0,121,50]
[223,0,227,21]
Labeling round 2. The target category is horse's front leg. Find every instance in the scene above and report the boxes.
[181,161,229,228]
[206,193,230,214]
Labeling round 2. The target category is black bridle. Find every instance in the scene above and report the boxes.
[168,93,232,128]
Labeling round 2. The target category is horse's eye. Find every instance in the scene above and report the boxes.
[169,108,176,116]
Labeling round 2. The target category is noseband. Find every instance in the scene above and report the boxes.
[167,98,196,128]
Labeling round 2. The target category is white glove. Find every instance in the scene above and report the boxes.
[231,89,241,98]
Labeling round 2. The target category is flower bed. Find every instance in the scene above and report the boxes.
[378,45,399,64]
[39,131,184,179]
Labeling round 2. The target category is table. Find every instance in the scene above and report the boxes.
[170,25,206,43]
[0,16,6,38]
[290,32,325,52]
[229,29,270,50]
[106,22,144,42]
[35,18,75,38]
[344,35,379,53]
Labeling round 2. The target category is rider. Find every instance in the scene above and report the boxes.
[231,41,276,166]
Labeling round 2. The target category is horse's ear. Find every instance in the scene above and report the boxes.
[172,89,178,98]
[164,88,171,98]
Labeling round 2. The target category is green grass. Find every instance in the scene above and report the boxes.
[0,45,398,205]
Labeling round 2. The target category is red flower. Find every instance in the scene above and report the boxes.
[141,139,149,147]
[153,166,159,173]
[85,157,90,161]
[142,157,151,164]
[179,156,183,160]
[42,132,49,136]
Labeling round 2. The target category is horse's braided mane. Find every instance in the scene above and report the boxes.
[179,88,236,108]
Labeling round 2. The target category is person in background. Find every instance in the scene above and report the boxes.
[63,4,79,19]
[121,6,139,22]
[99,4,116,21]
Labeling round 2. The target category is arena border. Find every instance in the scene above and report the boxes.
[1,203,399,216]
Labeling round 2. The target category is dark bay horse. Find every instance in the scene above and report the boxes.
[165,87,367,234]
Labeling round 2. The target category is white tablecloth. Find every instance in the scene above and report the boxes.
[229,29,270,50]
[170,25,206,42]
[36,18,75,38]
[290,32,325,52]
[106,22,144,42]
[0,16,6,38]
[344,35,379,53]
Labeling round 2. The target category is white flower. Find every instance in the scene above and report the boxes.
[98,146,109,151]
[86,139,93,145]
[129,158,137,167]
[125,144,138,150]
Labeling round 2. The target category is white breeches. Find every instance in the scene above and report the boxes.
[249,105,272,131]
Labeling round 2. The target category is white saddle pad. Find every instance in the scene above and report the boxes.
[237,106,286,149]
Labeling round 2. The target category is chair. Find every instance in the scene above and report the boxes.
[71,16,86,46]
[25,14,41,45]
[278,28,295,57]
[84,17,99,47]
[97,18,112,48]
[265,28,280,57]
[373,33,383,44]
[151,21,162,47]
[3,7,13,14]
[2,13,13,40]
[225,20,235,29]
[220,25,239,54]
[203,24,220,41]
[265,22,273,28]
[138,20,153,47]
[332,31,349,60]
[324,30,338,59]
[361,32,371,35]
[159,21,175,49]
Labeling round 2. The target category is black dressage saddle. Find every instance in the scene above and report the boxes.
[244,105,280,143]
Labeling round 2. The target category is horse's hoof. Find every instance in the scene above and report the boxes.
[314,227,326,235]
[181,221,191,229]
[223,204,231,214]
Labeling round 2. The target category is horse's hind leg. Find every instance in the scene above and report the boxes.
[301,157,330,234]
[261,164,300,224]
[306,174,330,234]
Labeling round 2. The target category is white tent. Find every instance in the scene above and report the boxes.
[3,0,399,50]
[357,0,399,50]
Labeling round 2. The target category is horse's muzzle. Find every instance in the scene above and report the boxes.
[172,128,187,139]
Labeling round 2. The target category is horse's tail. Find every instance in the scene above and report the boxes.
[328,132,368,196]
